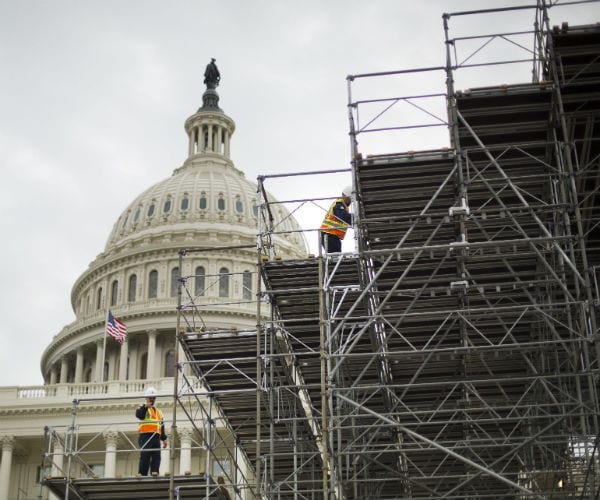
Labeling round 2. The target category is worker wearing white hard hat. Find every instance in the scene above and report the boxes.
[135,387,168,476]
[320,186,353,253]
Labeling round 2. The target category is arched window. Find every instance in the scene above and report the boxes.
[219,267,229,297]
[96,287,103,310]
[217,195,226,211]
[110,280,118,306]
[164,351,175,377]
[243,270,252,300]
[171,267,180,297]
[163,199,171,213]
[195,266,206,297]
[252,203,259,217]
[134,208,141,222]
[181,197,189,211]
[235,197,243,213]
[199,192,207,210]
[147,203,155,217]
[148,270,158,299]
[128,274,137,302]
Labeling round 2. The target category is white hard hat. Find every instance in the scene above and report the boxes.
[342,186,353,197]
[145,387,158,397]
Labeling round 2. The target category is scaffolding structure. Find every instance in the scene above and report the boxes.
[44,2,600,499]
[251,2,600,498]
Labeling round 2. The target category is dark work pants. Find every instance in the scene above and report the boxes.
[321,232,342,253]
[138,433,161,475]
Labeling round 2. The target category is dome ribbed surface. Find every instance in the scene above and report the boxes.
[105,160,305,252]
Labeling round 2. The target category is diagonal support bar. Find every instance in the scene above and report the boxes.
[336,394,542,498]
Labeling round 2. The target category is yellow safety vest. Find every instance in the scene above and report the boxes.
[138,406,163,434]
[320,198,350,239]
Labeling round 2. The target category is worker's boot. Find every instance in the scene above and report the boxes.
[151,471,158,477]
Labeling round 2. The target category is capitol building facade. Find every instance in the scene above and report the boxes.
[0,74,306,500]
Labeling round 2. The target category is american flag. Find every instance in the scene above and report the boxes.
[106,310,127,344]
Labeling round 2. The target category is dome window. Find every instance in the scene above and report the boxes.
[128,274,137,302]
[243,270,252,300]
[147,203,155,217]
[110,280,119,306]
[181,197,189,211]
[163,199,172,213]
[121,214,129,229]
[195,266,206,297]
[148,270,158,299]
[235,197,244,214]
[219,267,229,297]
[252,203,259,217]
[217,195,226,211]
[199,193,207,210]
[134,208,141,222]
[96,287,103,310]
[170,267,180,297]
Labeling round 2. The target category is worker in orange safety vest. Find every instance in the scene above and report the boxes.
[136,387,168,476]
[320,186,353,253]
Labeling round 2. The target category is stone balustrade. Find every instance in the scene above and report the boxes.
[0,378,173,403]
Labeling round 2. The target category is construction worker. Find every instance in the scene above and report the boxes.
[136,387,168,476]
[320,186,353,253]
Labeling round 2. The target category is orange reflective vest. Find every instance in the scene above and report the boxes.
[320,198,350,239]
[138,406,164,434]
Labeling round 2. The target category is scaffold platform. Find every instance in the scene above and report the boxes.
[44,474,229,499]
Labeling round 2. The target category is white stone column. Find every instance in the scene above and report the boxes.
[48,442,63,500]
[0,435,15,500]
[198,125,208,153]
[188,128,194,156]
[159,443,170,477]
[178,427,193,475]
[49,366,57,385]
[216,126,222,154]
[224,131,230,158]
[207,124,213,151]
[74,348,84,383]
[52,443,64,476]
[119,339,129,380]
[146,330,158,380]
[103,430,119,478]
[95,339,104,382]
[59,357,68,384]
[179,343,188,377]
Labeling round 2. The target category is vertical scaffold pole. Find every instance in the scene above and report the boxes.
[169,249,185,500]
[318,227,330,498]
[256,178,264,498]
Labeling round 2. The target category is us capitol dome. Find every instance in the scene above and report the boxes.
[40,65,307,388]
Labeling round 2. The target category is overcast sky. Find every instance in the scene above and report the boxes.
[0,1,596,387]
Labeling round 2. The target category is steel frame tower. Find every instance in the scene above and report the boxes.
[255,2,600,498]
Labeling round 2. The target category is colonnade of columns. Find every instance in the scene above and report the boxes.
[0,430,201,498]
[98,428,195,477]
[47,329,173,385]
[188,123,231,158]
